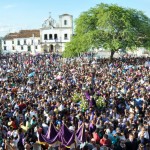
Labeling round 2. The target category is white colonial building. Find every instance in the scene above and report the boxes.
[40,13,73,53]
[2,30,41,54]
[1,13,73,54]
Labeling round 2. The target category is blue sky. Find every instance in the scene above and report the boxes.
[0,0,150,37]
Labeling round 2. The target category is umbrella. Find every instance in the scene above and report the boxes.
[28,72,35,78]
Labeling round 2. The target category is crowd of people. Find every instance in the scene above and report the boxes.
[0,53,149,150]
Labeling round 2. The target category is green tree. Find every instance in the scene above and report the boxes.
[63,3,150,59]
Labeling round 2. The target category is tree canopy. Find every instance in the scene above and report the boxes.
[63,3,150,59]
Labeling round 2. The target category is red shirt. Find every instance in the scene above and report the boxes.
[10,121,17,129]
[100,138,111,147]
[19,103,26,111]
[93,132,100,142]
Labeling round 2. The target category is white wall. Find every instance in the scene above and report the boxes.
[2,37,41,54]
[59,15,73,28]
[41,28,72,42]
[2,40,12,52]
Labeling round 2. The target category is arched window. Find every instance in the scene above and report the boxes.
[50,45,53,52]
[54,34,58,40]
[44,34,48,40]
[49,34,53,40]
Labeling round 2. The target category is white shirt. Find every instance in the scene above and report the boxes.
[12,138,19,148]
[30,111,37,118]
[44,110,48,117]
[14,104,19,110]
[58,104,64,111]
[42,123,48,135]
[138,131,149,139]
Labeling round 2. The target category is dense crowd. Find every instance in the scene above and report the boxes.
[0,53,149,150]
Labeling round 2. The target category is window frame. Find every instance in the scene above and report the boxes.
[17,40,20,45]
[54,34,58,40]
[24,39,27,45]
[44,34,48,40]
[31,40,34,45]
[64,34,68,40]
[49,34,53,40]
[4,46,7,50]
[64,20,67,25]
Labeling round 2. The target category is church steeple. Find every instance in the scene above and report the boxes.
[42,12,55,28]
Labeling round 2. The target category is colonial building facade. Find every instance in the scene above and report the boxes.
[1,13,73,54]
[2,30,41,54]
[40,13,73,53]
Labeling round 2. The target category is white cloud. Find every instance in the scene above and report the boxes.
[4,4,16,9]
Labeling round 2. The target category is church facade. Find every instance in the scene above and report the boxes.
[40,13,73,53]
